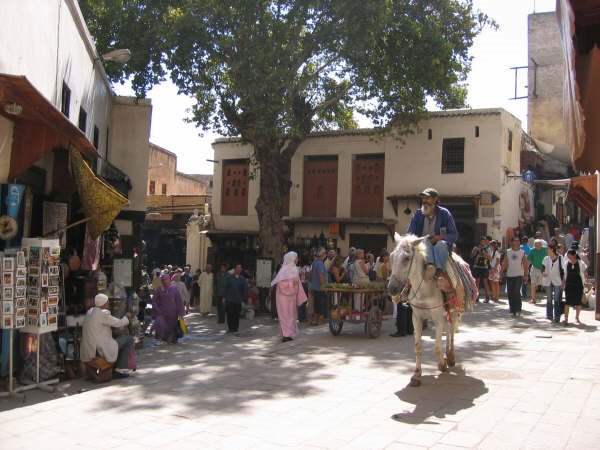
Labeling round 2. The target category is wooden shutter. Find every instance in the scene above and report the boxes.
[221,159,249,215]
[303,156,338,217]
[351,154,384,218]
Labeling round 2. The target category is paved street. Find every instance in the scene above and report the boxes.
[1,298,600,450]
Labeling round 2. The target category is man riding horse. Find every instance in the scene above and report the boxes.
[407,188,459,294]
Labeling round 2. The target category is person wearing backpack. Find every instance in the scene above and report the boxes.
[542,245,564,323]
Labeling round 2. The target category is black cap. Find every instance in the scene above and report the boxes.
[419,187,439,198]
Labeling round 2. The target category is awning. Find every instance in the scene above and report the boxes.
[534,179,571,187]
[0,74,98,179]
[568,174,597,215]
[69,147,129,238]
[284,216,397,238]
[557,0,600,171]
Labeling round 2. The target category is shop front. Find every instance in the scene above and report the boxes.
[0,76,136,391]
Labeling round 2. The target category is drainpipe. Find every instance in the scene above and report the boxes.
[596,171,600,321]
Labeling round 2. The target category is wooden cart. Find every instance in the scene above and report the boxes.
[322,285,387,338]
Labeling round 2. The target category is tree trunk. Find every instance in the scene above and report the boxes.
[254,150,287,263]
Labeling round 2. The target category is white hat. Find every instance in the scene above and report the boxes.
[94,293,109,307]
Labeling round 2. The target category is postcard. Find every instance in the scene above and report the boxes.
[16,307,25,317]
[48,314,57,326]
[48,286,59,296]
[16,298,26,308]
[15,277,25,288]
[27,286,40,297]
[2,257,13,272]
[15,317,25,328]
[16,251,25,267]
[3,272,13,286]
[28,266,39,276]
[49,276,59,287]
[27,317,39,327]
[48,305,58,315]
[27,306,39,316]
[3,316,13,328]
[3,287,13,300]
[39,314,47,327]
[48,265,60,277]
[41,299,48,314]
[41,273,48,287]
[28,297,39,307]
[16,267,26,277]
[48,296,59,306]
[2,301,13,315]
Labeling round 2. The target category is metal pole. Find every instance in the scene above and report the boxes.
[590,170,600,320]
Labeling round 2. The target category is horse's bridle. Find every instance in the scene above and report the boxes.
[391,243,443,310]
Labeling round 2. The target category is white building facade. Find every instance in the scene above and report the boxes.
[0,0,152,291]
[211,108,532,262]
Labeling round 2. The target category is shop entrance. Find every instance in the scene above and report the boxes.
[349,233,389,255]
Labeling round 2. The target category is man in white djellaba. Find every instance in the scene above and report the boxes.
[198,265,214,316]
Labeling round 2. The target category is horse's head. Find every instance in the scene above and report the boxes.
[388,232,428,297]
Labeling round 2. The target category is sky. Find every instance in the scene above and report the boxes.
[114,0,557,175]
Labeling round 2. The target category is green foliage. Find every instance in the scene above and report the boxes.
[79,0,492,256]
[80,0,490,148]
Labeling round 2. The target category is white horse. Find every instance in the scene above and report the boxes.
[388,233,457,387]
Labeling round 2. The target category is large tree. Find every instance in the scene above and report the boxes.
[80,0,490,259]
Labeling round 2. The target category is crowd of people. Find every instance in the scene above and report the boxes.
[472,226,590,324]
[142,188,592,347]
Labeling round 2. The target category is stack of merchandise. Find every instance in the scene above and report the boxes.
[0,252,26,329]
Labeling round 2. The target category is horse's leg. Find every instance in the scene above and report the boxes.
[410,310,423,387]
[433,310,447,372]
[447,312,456,367]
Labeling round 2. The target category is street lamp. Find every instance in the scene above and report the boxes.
[97,49,131,64]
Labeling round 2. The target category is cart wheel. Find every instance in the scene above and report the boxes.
[329,319,344,336]
[365,306,382,338]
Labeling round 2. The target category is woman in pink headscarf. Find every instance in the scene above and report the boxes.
[272,251,307,342]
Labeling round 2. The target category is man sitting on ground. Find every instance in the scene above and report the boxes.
[81,293,132,379]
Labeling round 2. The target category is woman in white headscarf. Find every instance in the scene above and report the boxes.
[272,251,307,342]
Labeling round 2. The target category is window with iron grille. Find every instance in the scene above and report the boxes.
[149,180,155,195]
[441,138,465,173]
[162,183,167,195]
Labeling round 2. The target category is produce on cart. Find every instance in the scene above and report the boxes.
[322,282,388,338]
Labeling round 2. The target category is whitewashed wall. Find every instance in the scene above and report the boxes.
[212,108,524,250]
[0,0,151,214]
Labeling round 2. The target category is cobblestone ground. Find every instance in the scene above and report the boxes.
[1,297,600,449]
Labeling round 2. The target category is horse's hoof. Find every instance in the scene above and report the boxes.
[410,377,421,387]
[439,360,448,372]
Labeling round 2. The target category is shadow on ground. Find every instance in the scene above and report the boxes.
[391,367,488,424]
[1,297,596,416]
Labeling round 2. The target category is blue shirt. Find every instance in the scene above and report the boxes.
[407,206,459,246]
[520,244,531,257]
[223,273,249,304]
[310,258,327,291]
